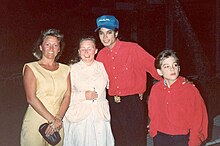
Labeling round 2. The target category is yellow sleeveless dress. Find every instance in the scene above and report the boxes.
[20,61,70,146]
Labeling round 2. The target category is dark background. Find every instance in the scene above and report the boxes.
[1,0,219,145]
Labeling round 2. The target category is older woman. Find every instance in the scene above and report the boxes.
[20,29,71,146]
[63,36,114,146]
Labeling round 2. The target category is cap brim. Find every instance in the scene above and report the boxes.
[94,27,100,32]
[94,26,116,32]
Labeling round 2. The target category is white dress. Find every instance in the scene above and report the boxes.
[63,60,114,146]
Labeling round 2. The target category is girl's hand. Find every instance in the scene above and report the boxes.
[85,90,98,101]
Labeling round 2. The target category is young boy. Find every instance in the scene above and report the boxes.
[148,50,208,146]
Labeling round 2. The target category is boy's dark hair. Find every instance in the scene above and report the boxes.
[155,49,180,69]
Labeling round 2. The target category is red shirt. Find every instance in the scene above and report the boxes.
[148,76,208,146]
[96,39,161,96]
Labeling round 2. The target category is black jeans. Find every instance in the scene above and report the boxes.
[153,131,189,146]
[108,94,147,146]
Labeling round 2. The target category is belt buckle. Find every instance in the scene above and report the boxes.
[114,95,121,103]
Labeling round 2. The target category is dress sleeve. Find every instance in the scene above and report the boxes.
[22,63,28,75]
[69,88,87,106]
[69,64,87,105]
[188,88,208,146]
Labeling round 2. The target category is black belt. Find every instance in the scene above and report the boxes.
[157,131,189,137]
[112,94,143,103]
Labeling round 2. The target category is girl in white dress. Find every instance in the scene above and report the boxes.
[63,36,114,146]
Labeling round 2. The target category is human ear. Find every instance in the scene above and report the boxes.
[115,32,118,37]
[157,69,163,76]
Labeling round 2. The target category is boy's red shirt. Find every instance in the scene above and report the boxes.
[148,76,208,146]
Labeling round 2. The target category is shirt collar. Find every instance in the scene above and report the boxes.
[164,76,186,89]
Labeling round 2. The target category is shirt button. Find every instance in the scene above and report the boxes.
[167,102,168,104]
[125,68,128,70]
[113,67,115,69]
[116,86,119,89]
[168,91,170,93]
[114,77,117,79]
[112,57,114,59]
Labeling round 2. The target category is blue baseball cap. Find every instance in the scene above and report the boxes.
[95,15,119,32]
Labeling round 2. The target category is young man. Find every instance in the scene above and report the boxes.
[95,15,161,146]
[148,49,208,146]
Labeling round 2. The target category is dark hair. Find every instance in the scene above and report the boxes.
[32,29,65,61]
[155,49,180,69]
[97,28,119,34]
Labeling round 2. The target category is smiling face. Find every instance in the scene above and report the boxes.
[98,27,118,49]
[40,36,60,60]
[157,56,180,86]
[78,40,97,65]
